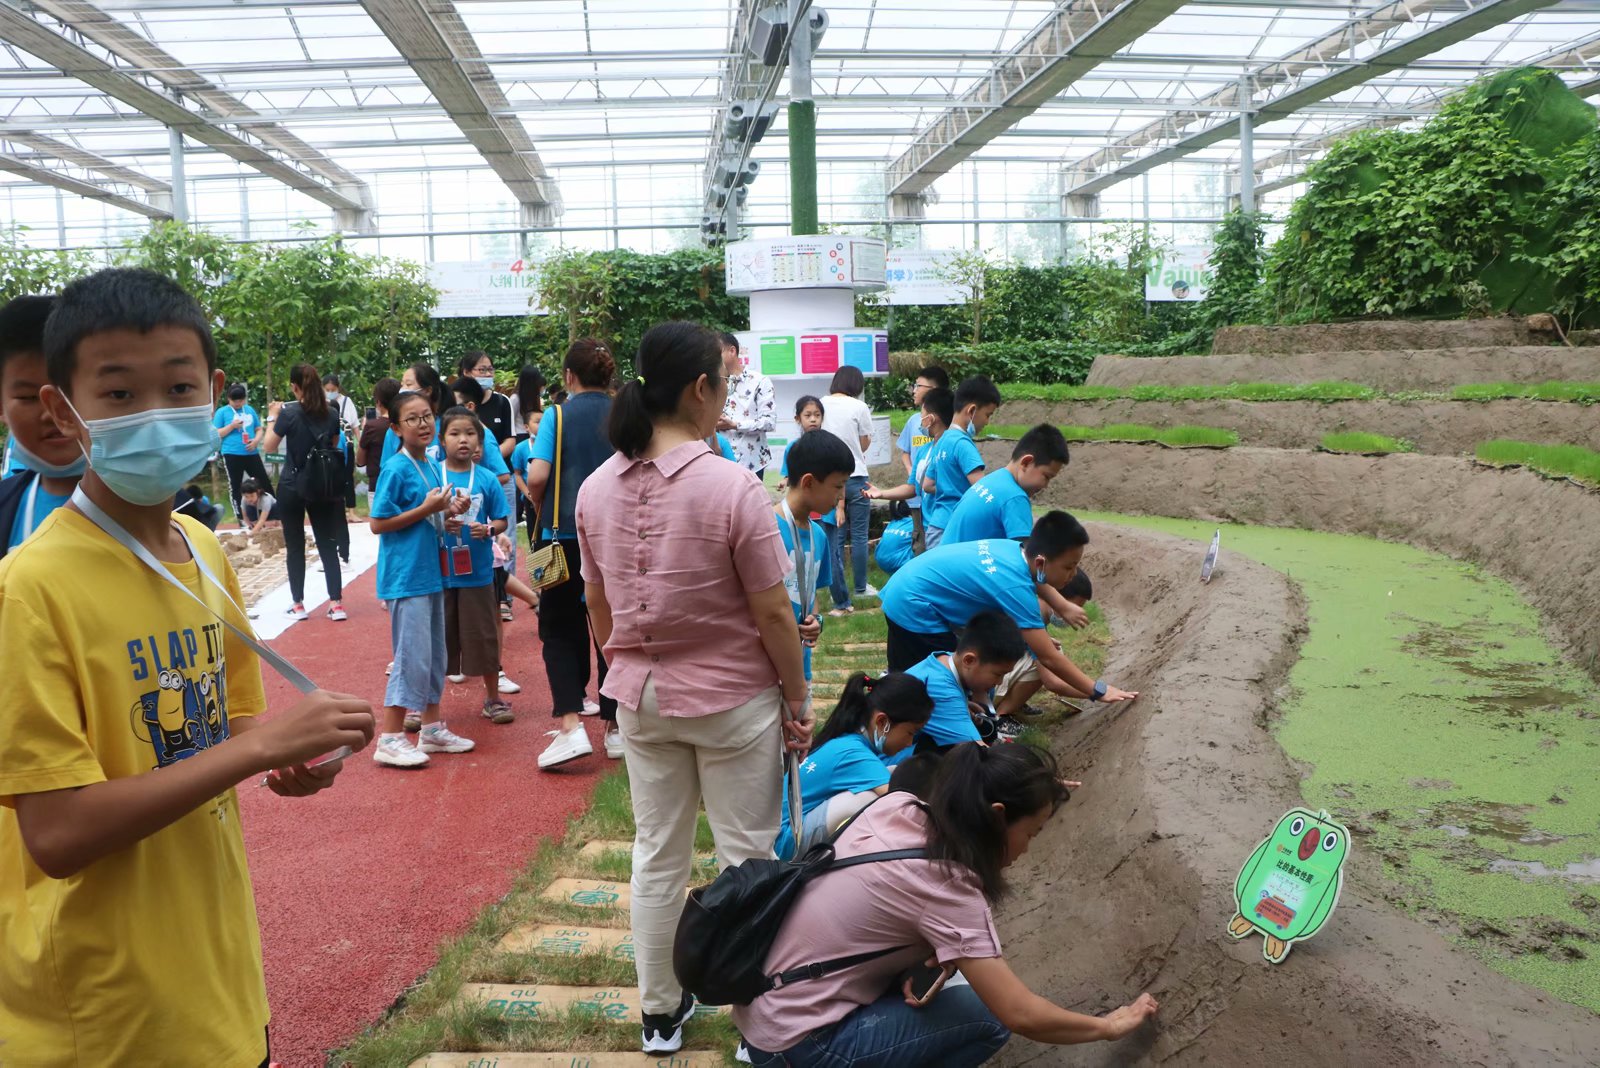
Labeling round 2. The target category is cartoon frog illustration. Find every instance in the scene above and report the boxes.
[1226,807,1350,963]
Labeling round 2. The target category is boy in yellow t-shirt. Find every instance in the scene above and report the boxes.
[0,268,376,1067]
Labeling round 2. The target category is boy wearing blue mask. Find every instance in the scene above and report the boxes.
[880,510,1139,705]
[0,268,376,1067]
[0,295,83,557]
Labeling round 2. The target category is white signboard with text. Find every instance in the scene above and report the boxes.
[883,250,964,306]
[428,260,544,318]
[1145,246,1214,302]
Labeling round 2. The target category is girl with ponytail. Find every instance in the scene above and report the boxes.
[775,672,932,860]
[733,741,1159,1066]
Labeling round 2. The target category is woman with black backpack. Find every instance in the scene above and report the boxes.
[730,744,1158,1066]
[263,362,348,622]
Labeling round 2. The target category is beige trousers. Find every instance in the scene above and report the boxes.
[619,679,783,1014]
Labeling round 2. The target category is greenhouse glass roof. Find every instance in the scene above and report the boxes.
[0,0,1595,260]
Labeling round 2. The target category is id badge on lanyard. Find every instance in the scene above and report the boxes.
[69,490,353,778]
[446,465,477,577]
[782,499,816,619]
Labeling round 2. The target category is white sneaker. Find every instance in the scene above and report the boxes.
[581,698,601,716]
[498,670,521,694]
[447,673,467,684]
[418,723,476,754]
[373,734,429,768]
[860,582,880,598]
[286,603,307,620]
[604,726,623,759]
[735,1041,753,1064]
[538,726,593,769]
[326,602,347,622]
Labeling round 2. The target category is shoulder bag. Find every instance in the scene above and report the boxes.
[527,405,569,592]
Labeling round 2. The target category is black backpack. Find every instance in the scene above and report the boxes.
[297,413,346,503]
[672,840,926,1006]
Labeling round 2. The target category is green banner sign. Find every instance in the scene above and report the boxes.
[1227,807,1349,963]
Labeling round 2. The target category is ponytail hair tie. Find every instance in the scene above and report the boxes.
[862,673,874,689]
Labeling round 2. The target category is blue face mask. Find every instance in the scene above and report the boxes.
[6,431,87,479]
[1033,561,1049,586]
[870,723,888,756]
[67,396,219,507]
[474,376,496,394]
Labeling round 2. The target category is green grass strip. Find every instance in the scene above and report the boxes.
[1475,439,1600,486]
[998,381,1378,404]
[1320,432,1416,455]
[1055,423,1238,447]
[1451,381,1600,404]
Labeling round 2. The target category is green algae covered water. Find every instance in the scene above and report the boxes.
[1085,514,1600,1011]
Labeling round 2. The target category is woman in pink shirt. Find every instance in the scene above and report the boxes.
[575,321,812,1056]
[734,744,1159,1066]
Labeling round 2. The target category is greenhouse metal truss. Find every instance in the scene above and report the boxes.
[0,0,1593,249]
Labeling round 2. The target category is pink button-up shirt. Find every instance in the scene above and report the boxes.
[576,439,791,717]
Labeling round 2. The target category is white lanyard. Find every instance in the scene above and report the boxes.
[943,653,996,717]
[22,477,41,535]
[72,489,318,696]
[781,499,816,617]
[446,463,478,545]
[404,449,448,538]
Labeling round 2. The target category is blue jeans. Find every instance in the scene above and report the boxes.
[385,591,446,711]
[744,984,1009,1067]
[828,476,871,607]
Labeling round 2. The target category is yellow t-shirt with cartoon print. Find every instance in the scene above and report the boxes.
[0,507,270,1067]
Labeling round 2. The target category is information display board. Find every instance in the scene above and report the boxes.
[1227,807,1350,963]
[726,237,888,295]
[1145,245,1213,302]
[428,260,544,317]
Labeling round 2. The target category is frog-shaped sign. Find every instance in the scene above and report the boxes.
[1227,807,1350,963]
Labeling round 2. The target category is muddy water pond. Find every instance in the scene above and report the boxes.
[1089,514,1600,1010]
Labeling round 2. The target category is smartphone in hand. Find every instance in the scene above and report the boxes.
[901,961,951,1007]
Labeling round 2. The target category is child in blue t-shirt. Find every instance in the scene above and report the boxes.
[369,392,476,769]
[922,376,1001,548]
[865,388,952,540]
[944,423,1071,545]
[776,671,932,860]
[874,514,915,575]
[774,429,852,682]
[903,610,1027,750]
[438,407,512,725]
[776,395,826,491]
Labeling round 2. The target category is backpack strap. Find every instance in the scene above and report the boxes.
[765,847,928,993]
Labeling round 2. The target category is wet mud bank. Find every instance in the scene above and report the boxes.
[994,524,1600,1066]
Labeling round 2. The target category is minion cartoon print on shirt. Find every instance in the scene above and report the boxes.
[128,618,233,769]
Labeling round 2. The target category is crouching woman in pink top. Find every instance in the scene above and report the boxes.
[733,744,1159,1067]
[575,321,813,1055]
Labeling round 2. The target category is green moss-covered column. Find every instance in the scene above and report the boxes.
[789,98,818,236]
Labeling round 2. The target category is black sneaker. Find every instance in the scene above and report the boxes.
[641,990,695,1054]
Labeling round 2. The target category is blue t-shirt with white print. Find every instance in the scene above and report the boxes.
[775,733,890,859]
[881,537,1042,637]
[924,425,984,530]
[944,467,1033,544]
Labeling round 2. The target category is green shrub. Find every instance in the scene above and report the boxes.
[1320,432,1416,454]
[1475,440,1600,485]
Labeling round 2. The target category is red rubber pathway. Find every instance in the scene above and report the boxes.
[238,567,610,1067]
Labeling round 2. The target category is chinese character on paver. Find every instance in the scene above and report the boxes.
[540,936,588,955]
[613,942,636,962]
[571,887,621,906]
